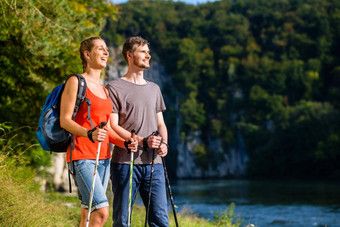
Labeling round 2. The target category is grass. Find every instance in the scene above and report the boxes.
[0,153,242,227]
[0,121,242,227]
[0,156,78,226]
[49,192,219,227]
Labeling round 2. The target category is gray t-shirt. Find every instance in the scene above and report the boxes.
[106,78,166,164]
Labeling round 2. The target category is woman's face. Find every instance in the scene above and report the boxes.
[86,39,109,70]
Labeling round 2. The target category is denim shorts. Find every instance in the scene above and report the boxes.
[71,159,110,211]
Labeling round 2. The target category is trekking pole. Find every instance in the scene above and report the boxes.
[127,130,136,227]
[162,156,179,227]
[86,122,107,227]
[145,131,159,227]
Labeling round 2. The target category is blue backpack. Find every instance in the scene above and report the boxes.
[37,74,95,193]
[36,74,90,153]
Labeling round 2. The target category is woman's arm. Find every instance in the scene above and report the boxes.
[107,119,125,148]
[60,76,88,137]
[108,113,138,151]
[60,76,106,141]
[109,113,132,139]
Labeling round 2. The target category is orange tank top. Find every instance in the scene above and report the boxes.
[67,86,113,162]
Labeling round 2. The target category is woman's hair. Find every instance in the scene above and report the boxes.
[79,36,103,72]
[122,36,149,63]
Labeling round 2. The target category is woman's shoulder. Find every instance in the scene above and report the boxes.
[64,75,80,91]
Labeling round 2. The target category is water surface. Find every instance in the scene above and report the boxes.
[167,179,340,226]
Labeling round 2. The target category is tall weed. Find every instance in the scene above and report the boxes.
[213,203,243,227]
[0,123,79,226]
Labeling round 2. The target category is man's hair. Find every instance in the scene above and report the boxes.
[79,36,103,72]
[122,36,149,63]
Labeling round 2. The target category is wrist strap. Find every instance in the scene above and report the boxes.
[87,128,96,143]
[124,141,131,153]
[143,137,149,150]
[161,142,169,149]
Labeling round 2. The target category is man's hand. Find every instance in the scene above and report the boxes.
[147,134,162,149]
[156,142,168,157]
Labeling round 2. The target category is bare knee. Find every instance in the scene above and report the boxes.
[99,206,109,220]
[80,206,109,227]
[93,206,109,225]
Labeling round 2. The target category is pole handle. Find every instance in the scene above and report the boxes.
[99,121,107,129]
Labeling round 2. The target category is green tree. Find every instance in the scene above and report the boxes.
[0,0,116,168]
[0,0,116,129]
[103,0,340,178]
[180,91,206,132]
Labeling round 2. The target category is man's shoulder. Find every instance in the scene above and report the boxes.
[106,78,121,86]
[146,81,161,90]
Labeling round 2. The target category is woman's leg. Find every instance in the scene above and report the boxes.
[80,206,109,227]
[73,159,110,227]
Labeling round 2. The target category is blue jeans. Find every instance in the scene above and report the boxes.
[71,159,110,211]
[111,163,169,227]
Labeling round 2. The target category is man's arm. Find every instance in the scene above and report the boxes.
[157,112,168,143]
[156,112,168,157]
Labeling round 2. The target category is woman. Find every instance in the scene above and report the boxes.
[60,36,136,227]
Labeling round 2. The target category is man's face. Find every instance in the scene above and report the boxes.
[130,44,151,69]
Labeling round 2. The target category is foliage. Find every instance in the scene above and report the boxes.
[1,0,339,179]
[0,0,117,168]
[193,144,208,169]
[103,0,340,178]
[0,122,49,169]
[0,0,117,130]
[180,91,206,131]
[247,101,340,178]
[213,203,243,227]
[0,151,78,226]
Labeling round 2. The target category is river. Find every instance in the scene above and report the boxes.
[161,179,340,227]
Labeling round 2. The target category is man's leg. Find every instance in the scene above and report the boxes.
[111,163,130,227]
[140,164,169,227]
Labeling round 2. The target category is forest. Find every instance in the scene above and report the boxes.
[1,0,340,179]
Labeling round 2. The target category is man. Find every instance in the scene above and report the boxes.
[106,36,169,227]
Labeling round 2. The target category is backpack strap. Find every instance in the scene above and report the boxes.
[65,74,88,193]
[84,97,94,129]
[66,74,95,193]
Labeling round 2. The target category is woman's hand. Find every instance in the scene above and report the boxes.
[91,127,107,142]
[127,137,138,152]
